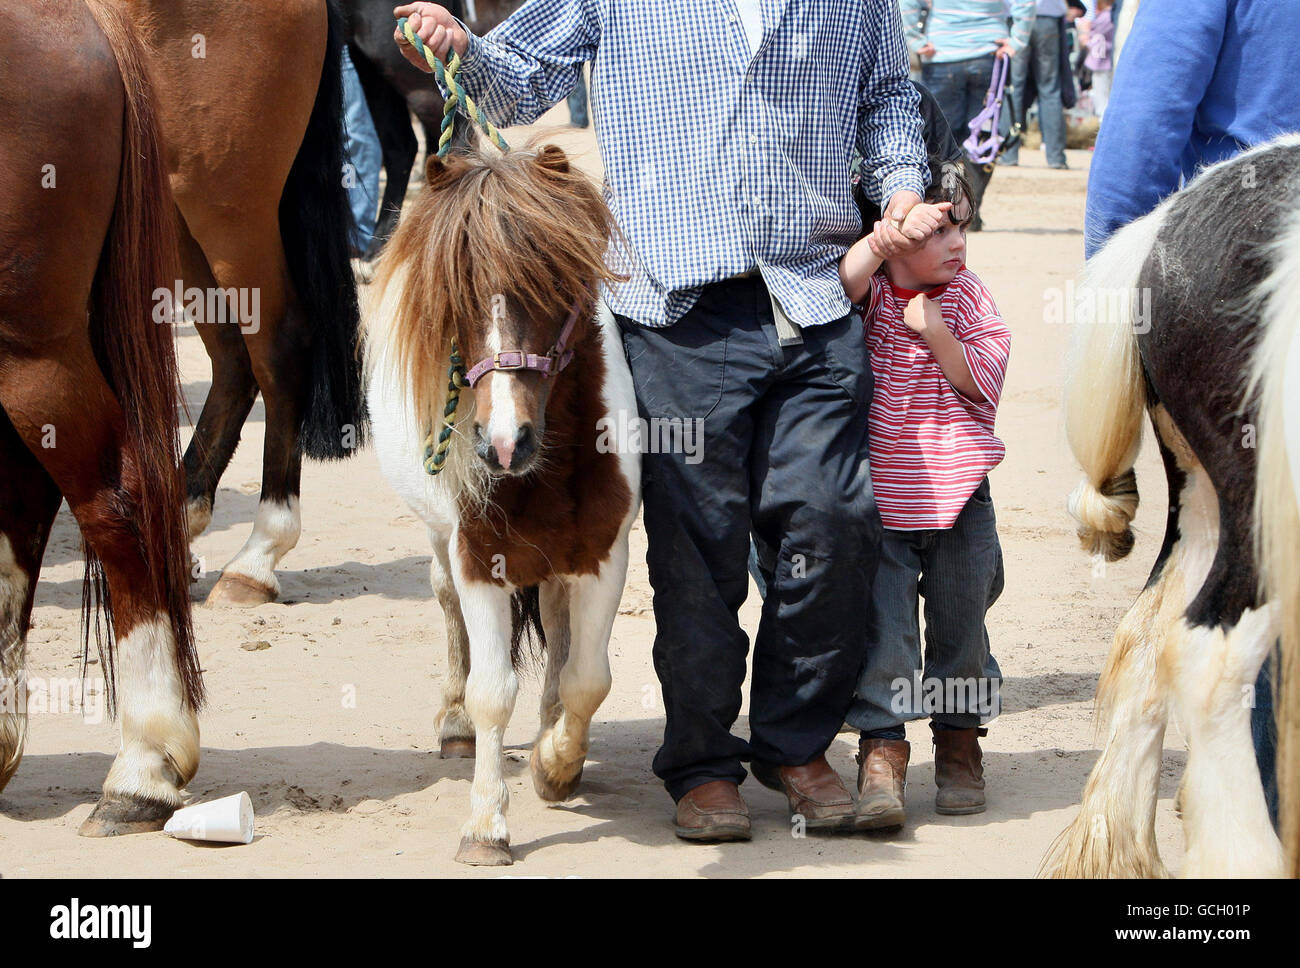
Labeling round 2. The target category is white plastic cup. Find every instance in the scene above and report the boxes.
[163,791,254,845]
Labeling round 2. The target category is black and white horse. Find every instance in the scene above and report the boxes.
[1047,135,1300,877]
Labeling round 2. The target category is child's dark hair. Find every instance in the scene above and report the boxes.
[925,157,978,226]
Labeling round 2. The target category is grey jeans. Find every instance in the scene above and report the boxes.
[846,477,1004,734]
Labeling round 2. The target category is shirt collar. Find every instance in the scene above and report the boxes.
[882,266,961,303]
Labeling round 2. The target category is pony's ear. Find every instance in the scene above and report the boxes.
[534,144,571,174]
[425,153,466,192]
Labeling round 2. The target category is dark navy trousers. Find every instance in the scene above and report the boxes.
[616,275,880,801]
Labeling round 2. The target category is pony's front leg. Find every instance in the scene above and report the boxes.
[451,538,518,866]
[1169,606,1284,877]
[530,541,625,803]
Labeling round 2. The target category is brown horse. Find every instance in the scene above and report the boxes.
[0,0,203,835]
[116,0,367,606]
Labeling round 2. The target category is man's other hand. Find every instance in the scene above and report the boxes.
[394,3,468,72]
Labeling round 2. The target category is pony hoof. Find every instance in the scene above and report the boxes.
[79,795,175,837]
[206,573,276,607]
[530,746,583,802]
[455,837,512,866]
[439,738,476,758]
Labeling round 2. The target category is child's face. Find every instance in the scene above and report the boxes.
[891,196,972,288]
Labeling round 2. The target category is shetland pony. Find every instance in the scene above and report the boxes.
[0,0,203,835]
[1046,136,1300,877]
[116,0,367,606]
[363,143,639,866]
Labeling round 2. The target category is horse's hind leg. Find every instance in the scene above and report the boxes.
[0,412,63,793]
[198,220,306,606]
[530,544,625,803]
[1170,609,1282,876]
[1161,460,1282,875]
[0,347,200,833]
[1042,574,1171,878]
[177,214,260,541]
[430,532,474,758]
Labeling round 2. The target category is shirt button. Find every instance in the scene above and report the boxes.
[749,134,758,145]
[728,13,737,22]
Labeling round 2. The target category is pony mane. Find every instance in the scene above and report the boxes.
[369,138,626,425]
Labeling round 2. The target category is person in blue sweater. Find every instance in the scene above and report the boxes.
[1084,0,1300,827]
[1085,0,1300,256]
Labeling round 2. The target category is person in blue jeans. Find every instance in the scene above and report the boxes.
[903,0,1034,150]
[1000,0,1070,168]
[341,45,383,258]
[1086,0,1300,829]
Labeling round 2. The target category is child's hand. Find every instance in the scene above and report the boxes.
[899,202,952,242]
[903,294,936,334]
[870,201,952,257]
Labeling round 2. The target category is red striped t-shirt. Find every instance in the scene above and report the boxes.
[858,267,1010,530]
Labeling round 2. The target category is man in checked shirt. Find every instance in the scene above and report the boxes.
[396,0,937,842]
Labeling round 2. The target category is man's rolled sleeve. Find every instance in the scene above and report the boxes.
[431,1,598,128]
[858,2,928,207]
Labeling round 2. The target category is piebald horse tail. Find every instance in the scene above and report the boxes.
[285,0,369,460]
[1251,210,1300,877]
[1064,209,1166,563]
[81,0,203,711]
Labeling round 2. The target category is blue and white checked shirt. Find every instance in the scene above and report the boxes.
[439,0,929,328]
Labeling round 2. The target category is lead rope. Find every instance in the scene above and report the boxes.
[396,16,510,475]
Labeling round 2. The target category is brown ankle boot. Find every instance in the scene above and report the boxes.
[854,738,909,830]
[932,727,986,815]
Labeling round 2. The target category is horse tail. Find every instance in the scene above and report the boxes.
[1251,209,1300,877]
[282,0,368,460]
[510,586,547,670]
[82,0,203,712]
[1064,209,1165,563]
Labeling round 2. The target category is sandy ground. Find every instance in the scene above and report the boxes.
[0,106,1187,878]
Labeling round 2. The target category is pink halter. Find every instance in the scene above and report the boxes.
[464,299,583,387]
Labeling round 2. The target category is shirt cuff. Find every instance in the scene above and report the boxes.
[880,172,927,210]
[453,17,486,76]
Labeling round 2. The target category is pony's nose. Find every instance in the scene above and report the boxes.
[476,424,536,471]
[492,424,535,471]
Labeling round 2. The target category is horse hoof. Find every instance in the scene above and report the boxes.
[455,837,512,866]
[79,795,175,837]
[439,738,476,759]
[530,745,583,802]
[205,573,276,607]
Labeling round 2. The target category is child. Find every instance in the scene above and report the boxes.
[1084,0,1115,119]
[838,159,1010,829]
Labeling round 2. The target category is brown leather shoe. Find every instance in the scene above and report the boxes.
[855,738,910,830]
[933,727,987,815]
[751,754,856,831]
[674,780,752,842]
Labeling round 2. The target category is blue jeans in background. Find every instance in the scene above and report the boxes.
[922,54,996,152]
[567,65,589,128]
[1002,16,1067,167]
[341,46,382,255]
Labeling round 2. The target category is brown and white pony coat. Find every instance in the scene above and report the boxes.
[363,143,639,866]
[1047,136,1300,877]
